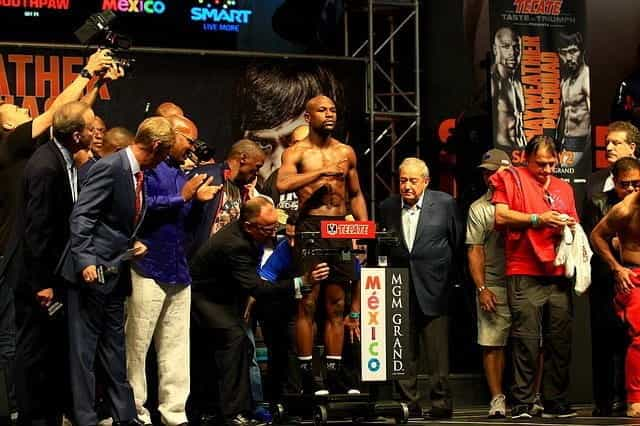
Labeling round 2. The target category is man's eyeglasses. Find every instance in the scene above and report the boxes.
[616,179,640,190]
[251,222,278,234]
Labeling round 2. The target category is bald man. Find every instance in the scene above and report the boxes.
[277,95,367,395]
[155,102,185,118]
[491,27,527,149]
[125,114,221,426]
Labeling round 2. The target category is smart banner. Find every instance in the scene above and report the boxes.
[489,0,590,186]
[361,267,410,382]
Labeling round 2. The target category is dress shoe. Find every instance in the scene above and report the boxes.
[423,406,453,419]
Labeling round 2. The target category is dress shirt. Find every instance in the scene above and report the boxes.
[401,192,424,252]
[603,173,614,193]
[125,146,142,189]
[53,138,77,202]
[134,159,192,285]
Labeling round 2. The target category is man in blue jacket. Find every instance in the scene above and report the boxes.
[126,114,221,426]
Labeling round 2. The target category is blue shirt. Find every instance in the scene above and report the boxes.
[259,239,361,282]
[134,159,192,285]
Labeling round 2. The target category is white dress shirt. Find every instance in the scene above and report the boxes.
[53,139,77,202]
[401,192,424,252]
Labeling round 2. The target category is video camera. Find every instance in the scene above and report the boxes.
[74,11,136,73]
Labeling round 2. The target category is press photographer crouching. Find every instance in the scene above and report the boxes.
[189,197,329,426]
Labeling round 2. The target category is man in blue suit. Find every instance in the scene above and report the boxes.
[64,116,175,426]
[377,157,463,419]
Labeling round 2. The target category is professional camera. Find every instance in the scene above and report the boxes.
[74,11,136,73]
[188,139,216,165]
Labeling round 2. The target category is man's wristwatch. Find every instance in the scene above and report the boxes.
[477,285,487,294]
[80,68,93,79]
[530,213,540,228]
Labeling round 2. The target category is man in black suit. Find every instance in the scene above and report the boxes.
[8,101,94,425]
[63,116,175,426]
[190,196,328,426]
[584,121,640,416]
[378,157,463,419]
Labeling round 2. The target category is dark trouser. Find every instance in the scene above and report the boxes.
[260,307,301,400]
[507,275,573,406]
[589,275,627,409]
[397,297,451,412]
[14,291,67,426]
[191,293,252,420]
[67,287,136,426]
[0,281,15,413]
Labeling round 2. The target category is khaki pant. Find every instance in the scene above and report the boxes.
[126,269,191,426]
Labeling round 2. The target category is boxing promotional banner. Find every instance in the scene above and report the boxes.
[361,267,410,381]
[489,0,590,186]
[0,44,366,182]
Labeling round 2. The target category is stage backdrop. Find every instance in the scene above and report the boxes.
[489,0,590,187]
[0,43,367,182]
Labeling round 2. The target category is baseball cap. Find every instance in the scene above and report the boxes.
[479,149,511,171]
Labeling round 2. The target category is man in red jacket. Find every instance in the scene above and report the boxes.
[491,135,578,419]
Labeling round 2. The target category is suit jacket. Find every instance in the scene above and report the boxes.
[187,162,225,257]
[190,221,292,315]
[61,149,146,294]
[9,142,74,297]
[377,190,463,317]
[584,167,611,214]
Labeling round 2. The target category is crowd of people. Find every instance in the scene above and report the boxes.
[2,47,640,426]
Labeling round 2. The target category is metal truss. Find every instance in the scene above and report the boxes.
[344,0,421,218]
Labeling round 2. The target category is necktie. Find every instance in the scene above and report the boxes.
[134,171,144,225]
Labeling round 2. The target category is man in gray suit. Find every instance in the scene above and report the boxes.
[377,157,463,419]
[64,116,175,426]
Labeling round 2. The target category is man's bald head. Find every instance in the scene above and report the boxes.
[102,127,134,155]
[493,27,520,71]
[305,95,335,112]
[167,114,199,163]
[167,114,198,140]
[155,102,184,118]
[304,95,337,136]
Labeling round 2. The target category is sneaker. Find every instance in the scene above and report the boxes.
[254,405,273,423]
[542,402,577,418]
[226,413,266,426]
[511,404,532,419]
[488,394,506,418]
[301,367,328,396]
[529,392,544,417]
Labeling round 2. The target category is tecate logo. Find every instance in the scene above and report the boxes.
[102,0,166,14]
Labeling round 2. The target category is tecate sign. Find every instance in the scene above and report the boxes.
[320,220,376,239]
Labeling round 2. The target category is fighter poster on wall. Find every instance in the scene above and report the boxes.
[489,0,590,185]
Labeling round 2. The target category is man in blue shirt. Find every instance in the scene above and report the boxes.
[125,114,221,426]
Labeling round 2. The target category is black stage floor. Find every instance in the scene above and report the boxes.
[286,407,640,425]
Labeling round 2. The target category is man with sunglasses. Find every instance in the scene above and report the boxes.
[591,157,640,418]
[125,114,222,426]
[584,122,640,417]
